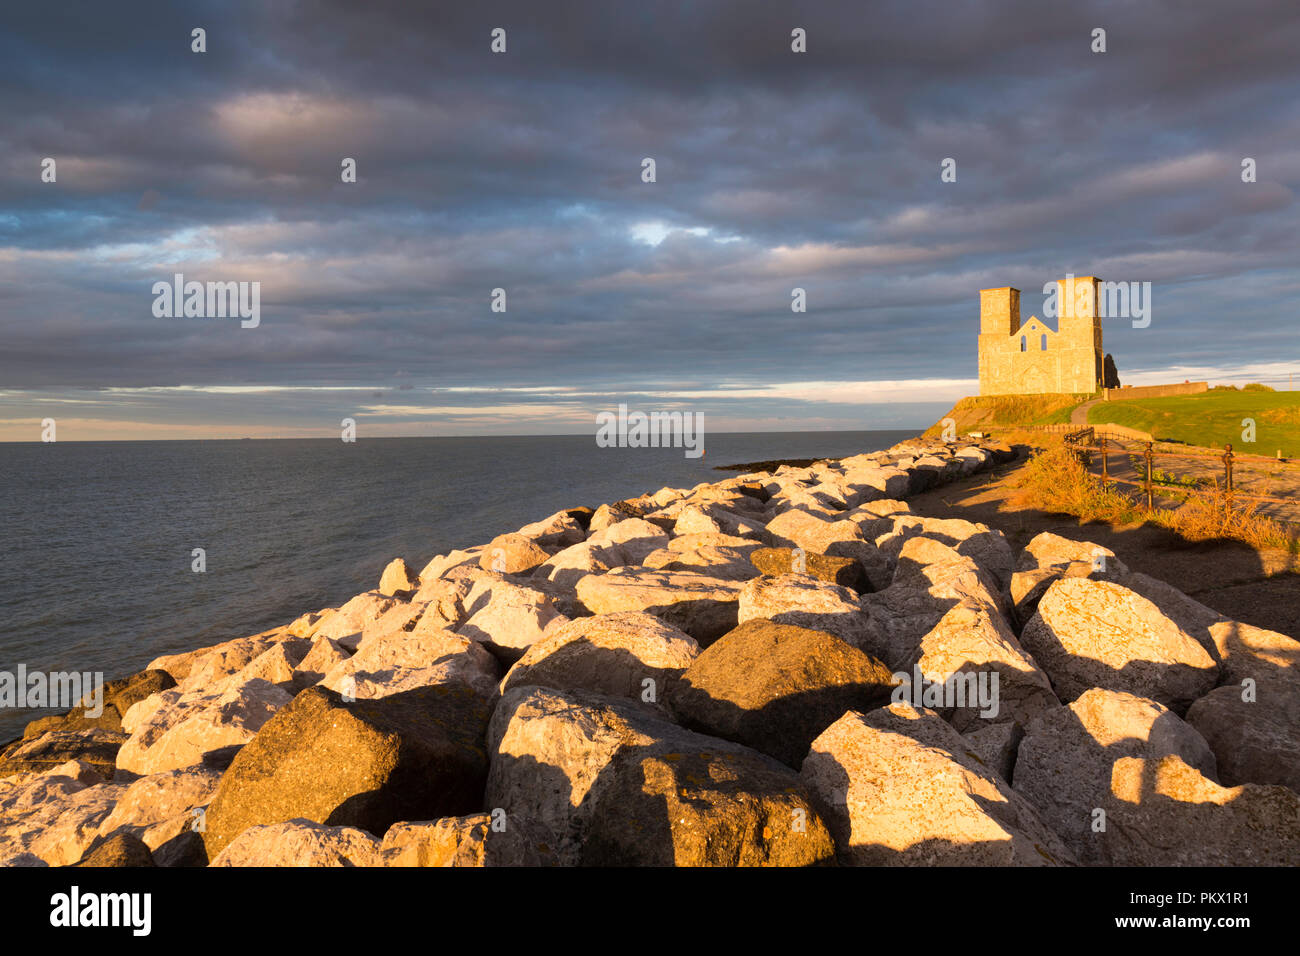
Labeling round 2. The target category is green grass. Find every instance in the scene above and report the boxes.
[924,392,1096,437]
[1088,390,1300,458]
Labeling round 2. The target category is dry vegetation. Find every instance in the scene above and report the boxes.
[1012,443,1298,554]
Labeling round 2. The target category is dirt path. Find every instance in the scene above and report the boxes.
[1070,399,1099,424]
[906,452,1300,639]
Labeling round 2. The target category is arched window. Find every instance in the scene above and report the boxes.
[1041,334,1047,351]
[1020,335,1026,352]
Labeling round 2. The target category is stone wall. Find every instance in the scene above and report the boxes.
[1103,382,1208,401]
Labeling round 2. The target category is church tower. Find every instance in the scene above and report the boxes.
[977,276,1105,395]
[1053,275,1104,392]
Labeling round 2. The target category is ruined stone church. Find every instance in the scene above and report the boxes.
[978,276,1118,395]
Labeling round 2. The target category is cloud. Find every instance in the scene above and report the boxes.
[1,0,1297,437]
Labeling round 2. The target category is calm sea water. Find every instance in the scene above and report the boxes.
[0,431,912,738]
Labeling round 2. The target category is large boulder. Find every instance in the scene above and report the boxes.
[736,575,881,655]
[201,684,492,861]
[499,612,698,702]
[0,762,126,865]
[643,543,758,581]
[667,619,897,768]
[378,557,420,596]
[1102,754,1300,866]
[480,533,552,575]
[319,627,500,701]
[1012,688,1217,864]
[210,820,383,867]
[533,540,628,588]
[1208,620,1300,687]
[379,814,549,866]
[456,577,567,662]
[1019,578,1219,712]
[71,832,155,867]
[763,511,888,589]
[876,517,1014,591]
[861,538,1006,671]
[580,742,836,867]
[485,685,834,866]
[800,703,1074,866]
[1010,533,1129,625]
[115,678,291,775]
[0,728,126,780]
[574,568,743,645]
[749,547,869,593]
[516,510,587,550]
[585,518,671,563]
[95,765,222,848]
[903,601,1057,732]
[1186,678,1300,791]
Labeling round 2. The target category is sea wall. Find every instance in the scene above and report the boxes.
[2,435,1298,868]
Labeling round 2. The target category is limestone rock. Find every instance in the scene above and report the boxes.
[1186,679,1300,791]
[737,574,881,652]
[643,544,758,581]
[201,684,492,861]
[96,765,222,841]
[517,510,587,550]
[378,557,420,595]
[71,832,155,867]
[487,683,833,867]
[862,539,1006,671]
[418,548,482,582]
[1010,543,1142,634]
[0,764,127,865]
[1103,755,1300,866]
[668,619,897,768]
[580,742,836,867]
[574,567,743,645]
[115,678,291,775]
[0,728,126,779]
[500,611,698,701]
[1019,578,1219,712]
[904,600,1057,732]
[210,820,383,867]
[320,626,500,701]
[294,636,352,685]
[485,686,666,866]
[585,517,671,563]
[800,703,1074,866]
[1012,688,1217,864]
[456,576,567,662]
[480,533,552,574]
[878,517,1014,591]
[380,814,548,866]
[749,547,869,593]
[534,539,627,588]
[1208,620,1300,687]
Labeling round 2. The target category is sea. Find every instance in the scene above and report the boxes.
[0,430,914,739]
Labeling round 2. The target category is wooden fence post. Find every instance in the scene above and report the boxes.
[1100,436,1108,489]
[1223,444,1234,500]
[1144,441,1153,510]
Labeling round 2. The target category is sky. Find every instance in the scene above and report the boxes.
[1,0,1297,440]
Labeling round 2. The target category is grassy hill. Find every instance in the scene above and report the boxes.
[1088,388,1300,458]
[923,392,1095,437]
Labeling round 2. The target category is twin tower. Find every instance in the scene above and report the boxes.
[978,276,1106,396]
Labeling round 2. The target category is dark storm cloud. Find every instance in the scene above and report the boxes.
[0,0,1297,435]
